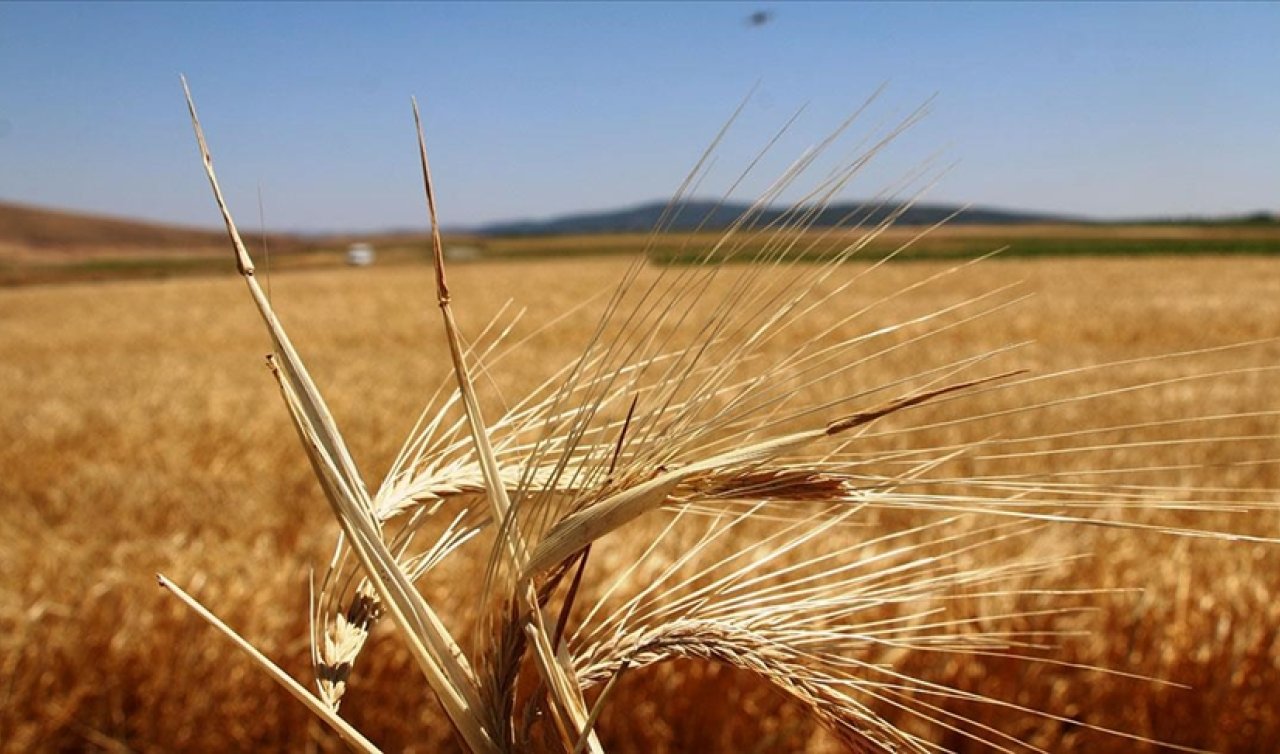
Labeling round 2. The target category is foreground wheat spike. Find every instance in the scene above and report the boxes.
[163,78,1280,753]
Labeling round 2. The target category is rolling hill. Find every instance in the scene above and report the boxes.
[0,200,309,253]
[478,199,1076,235]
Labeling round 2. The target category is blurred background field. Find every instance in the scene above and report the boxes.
[4,198,1279,286]
[2,250,1278,752]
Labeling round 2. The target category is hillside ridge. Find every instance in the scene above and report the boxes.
[477,198,1078,235]
[0,200,306,252]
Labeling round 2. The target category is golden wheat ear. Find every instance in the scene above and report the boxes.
[175,77,501,754]
[524,370,1020,579]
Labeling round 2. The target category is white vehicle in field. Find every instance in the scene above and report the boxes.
[345,243,375,266]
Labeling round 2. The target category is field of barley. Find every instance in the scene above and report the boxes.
[3,253,1279,752]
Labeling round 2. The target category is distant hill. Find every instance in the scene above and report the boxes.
[0,200,308,253]
[478,199,1076,236]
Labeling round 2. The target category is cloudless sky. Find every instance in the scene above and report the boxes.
[1,1,1276,232]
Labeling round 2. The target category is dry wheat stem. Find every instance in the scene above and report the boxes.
[179,78,500,754]
[412,96,603,754]
[156,575,381,754]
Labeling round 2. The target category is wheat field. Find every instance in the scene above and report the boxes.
[2,253,1279,752]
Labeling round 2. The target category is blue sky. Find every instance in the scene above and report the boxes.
[0,1,1276,232]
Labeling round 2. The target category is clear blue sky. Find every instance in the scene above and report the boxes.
[1,1,1276,232]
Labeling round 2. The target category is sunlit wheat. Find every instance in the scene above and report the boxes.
[157,80,1280,753]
